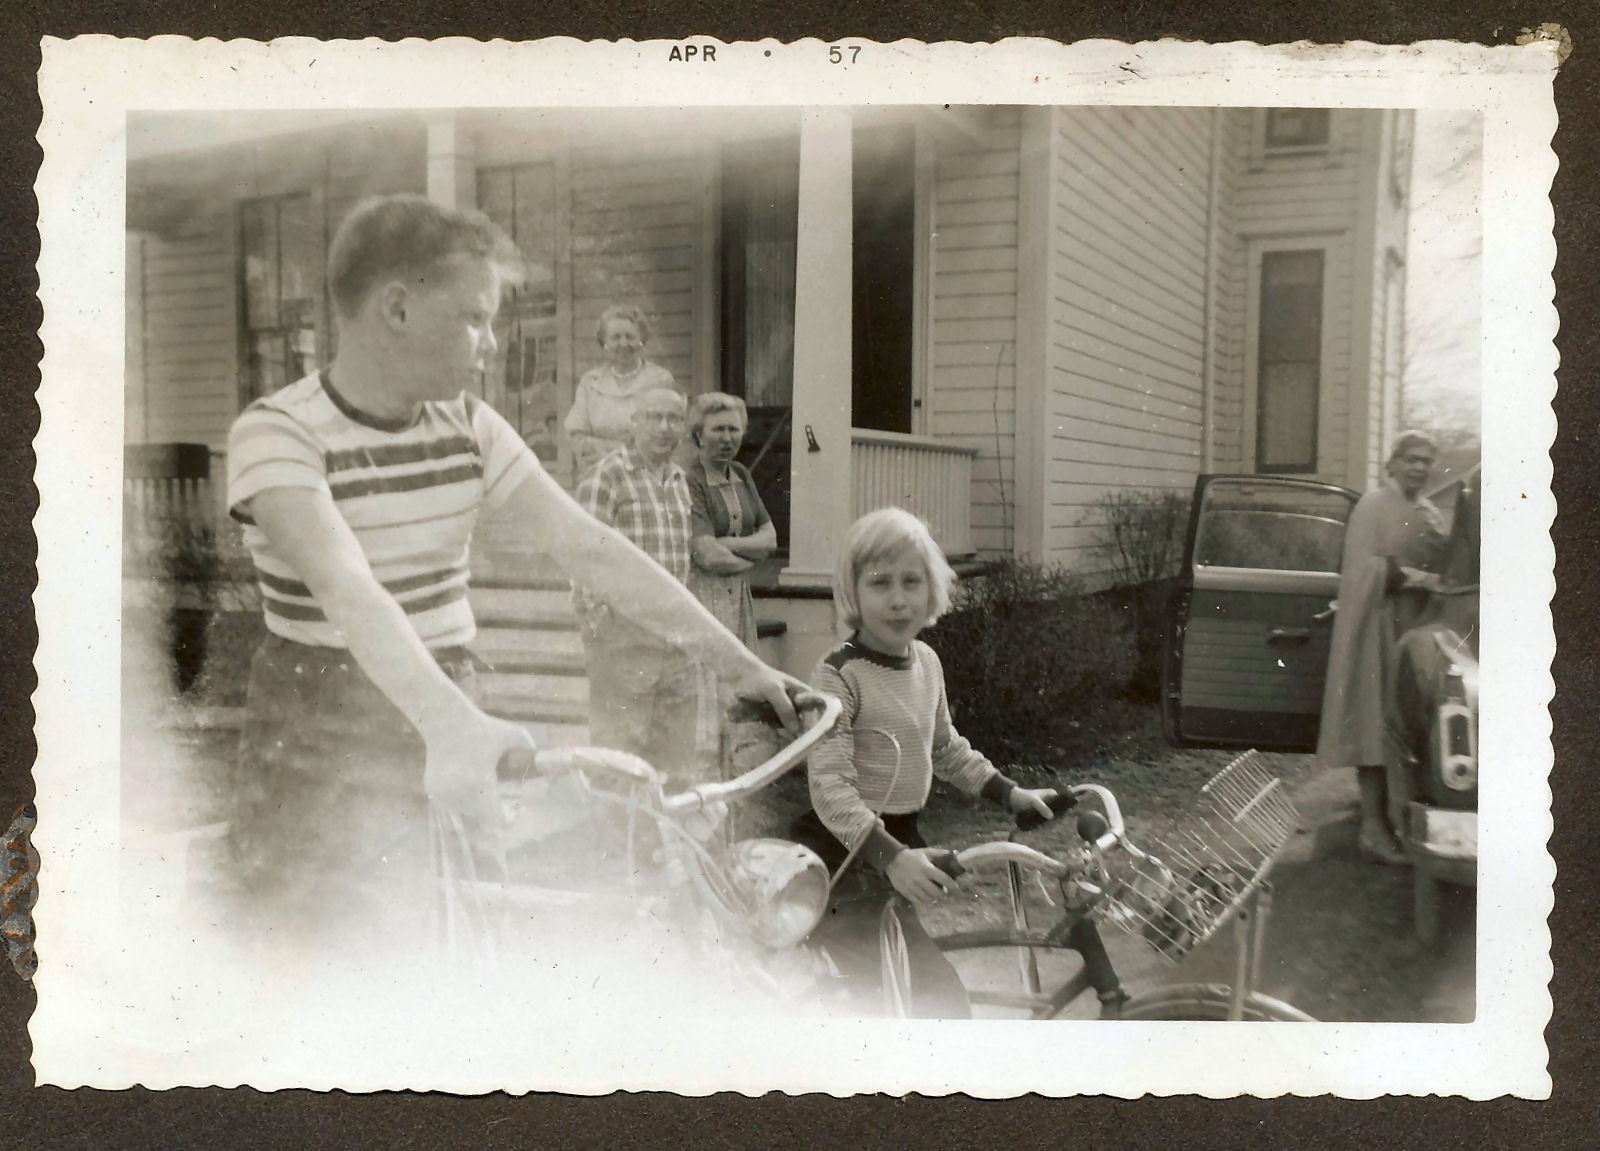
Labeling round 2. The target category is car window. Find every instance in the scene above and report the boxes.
[1194,480,1354,572]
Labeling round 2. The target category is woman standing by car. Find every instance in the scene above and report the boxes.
[564,304,677,477]
[1317,430,1448,865]
[684,392,776,650]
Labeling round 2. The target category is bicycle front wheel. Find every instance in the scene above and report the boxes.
[1118,982,1316,1022]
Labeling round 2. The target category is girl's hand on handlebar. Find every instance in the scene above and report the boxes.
[886,848,960,906]
[1008,787,1060,820]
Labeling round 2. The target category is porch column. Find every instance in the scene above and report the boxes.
[425,113,477,210]
[781,108,854,588]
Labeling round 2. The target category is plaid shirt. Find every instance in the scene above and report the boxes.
[577,444,692,583]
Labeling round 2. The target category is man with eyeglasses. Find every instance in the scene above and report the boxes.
[576,385,710,781]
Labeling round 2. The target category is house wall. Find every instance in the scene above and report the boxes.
[566,143,710,390]
[1220,108,1369,488]
[1207,113,1248,474]
[1040,106,1217,577]
[471,113,729,413]
[925,107,1023,556]
[126,117,430,449]
[1364,110,1414,490]
[127,207,235,448]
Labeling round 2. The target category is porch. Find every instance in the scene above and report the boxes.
[130,427,977,744]
[124,103,993,737]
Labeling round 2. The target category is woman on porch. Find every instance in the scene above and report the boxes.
[564,304,678,477]
[685,392,776,650]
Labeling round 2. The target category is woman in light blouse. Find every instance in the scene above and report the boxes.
[564,304,678,476]
[684,393,776,649]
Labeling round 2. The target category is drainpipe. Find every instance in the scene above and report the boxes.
[1201,107,1223,474]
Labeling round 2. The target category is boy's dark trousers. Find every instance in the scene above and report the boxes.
[790,809,972,1020]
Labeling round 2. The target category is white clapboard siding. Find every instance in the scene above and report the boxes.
[1365,111,1414,492]
[137,217,236,449]
[1223,109,1366,486]
[1208,112,1249,474]
[567,147,708,390]
[1044,107,1214,580]
[929,107,1023,555]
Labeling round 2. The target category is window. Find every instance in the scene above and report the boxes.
[478,163,561,460]
[239,195,319,401]
[1256,250,1324,474]
[1264,108,1331,150]
[1194,479,1353,573]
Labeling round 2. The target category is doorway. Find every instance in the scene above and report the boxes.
[851,122,917,435]
[720,135,800,548]
[718,120,921,549]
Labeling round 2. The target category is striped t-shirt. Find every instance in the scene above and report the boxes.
[226,370,541,648]
[808,638,1016,869]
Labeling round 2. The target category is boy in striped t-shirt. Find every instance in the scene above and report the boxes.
[219,195,813,952]
[791,509,1061,1017]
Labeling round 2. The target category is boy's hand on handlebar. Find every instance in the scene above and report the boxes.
[730,664,817,732]
[682,800,729,843]
[424,712,535,830]
[1008,787,1061,820]
[886,848,960,906]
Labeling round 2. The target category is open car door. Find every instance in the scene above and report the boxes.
[1162,474,1359,749]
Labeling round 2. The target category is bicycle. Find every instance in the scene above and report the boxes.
[436,693,849,1005]
[921,750,1316,1021]
[473,708,1311,1022]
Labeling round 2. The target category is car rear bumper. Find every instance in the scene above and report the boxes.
[1406,802,1478,885]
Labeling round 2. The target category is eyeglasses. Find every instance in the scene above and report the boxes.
[636,411,685,427]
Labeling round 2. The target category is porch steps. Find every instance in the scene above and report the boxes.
[464,575,590,740]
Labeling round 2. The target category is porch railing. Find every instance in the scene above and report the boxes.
[850,429,979,557]
[123,444,242,575]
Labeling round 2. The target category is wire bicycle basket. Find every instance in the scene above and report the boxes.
[1099,751,1300,963]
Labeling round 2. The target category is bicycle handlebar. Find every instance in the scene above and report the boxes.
[1014,789,1080,832]
[1068,784,1126,851]
[951,841,1071,879]
[509,693,844,817]
[664,693,842,815]
[527,745,663,786]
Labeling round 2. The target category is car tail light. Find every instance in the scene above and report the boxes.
[1437,700,1477,791]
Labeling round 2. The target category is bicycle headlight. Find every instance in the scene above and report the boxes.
[728,838,830,950]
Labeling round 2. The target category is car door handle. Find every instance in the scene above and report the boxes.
[1312,601,1337,623]
[1267,627,1311,646]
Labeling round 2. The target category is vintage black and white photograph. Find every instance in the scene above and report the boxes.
[32,37,1554,1095]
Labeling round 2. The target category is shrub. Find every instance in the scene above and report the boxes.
[1088,487,1191,590]
[922,556,1135,764]
[194,607,268,707]
[1086,488,1192,701]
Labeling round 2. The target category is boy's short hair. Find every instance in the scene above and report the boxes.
[833,508,957,633]
[327,194,522,320]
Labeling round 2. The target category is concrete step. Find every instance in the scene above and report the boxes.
[468,584,580,629]
[470,625,585,667]
[509,718,590,748]
[481,669,590,710]
[490,695,592,728]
